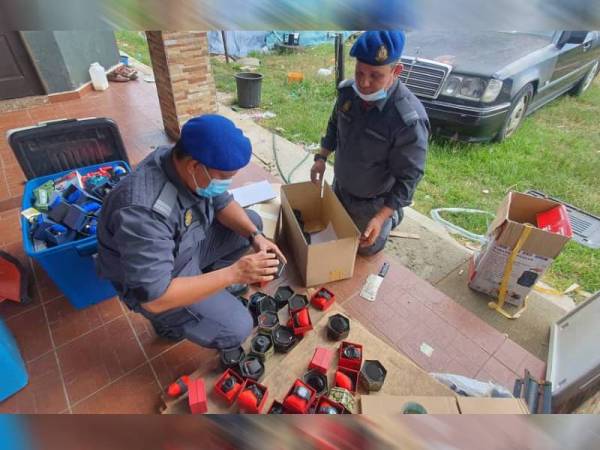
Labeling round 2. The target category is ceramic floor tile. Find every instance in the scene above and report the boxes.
[150,340,217,389]
[57,316,146,405]
[0,352,68,414]
[477,356,520,392]
[0,208,21,247]
[71,364,161,414]
[395,327,453,373]
[45,296,123,347]
[445,332,491,377]
[493,338,531,374]
[5,306,53,362]
[450,311,507,355]
[127,311,178,360]
[31,262,64,303]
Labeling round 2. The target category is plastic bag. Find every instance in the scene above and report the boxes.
[431,373,513,398]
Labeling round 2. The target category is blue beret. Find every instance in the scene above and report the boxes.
[350,31,405,66]
[180,115,252,171]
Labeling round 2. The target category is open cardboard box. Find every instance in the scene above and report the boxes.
[468,191,571,307]
[277,182,360,287]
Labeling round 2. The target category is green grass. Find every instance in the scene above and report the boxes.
[114,31,152,67]
[212,42,357,145]
[114,33,600,293]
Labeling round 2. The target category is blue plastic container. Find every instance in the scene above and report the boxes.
[21,161,130,309]
[0,318,28,401]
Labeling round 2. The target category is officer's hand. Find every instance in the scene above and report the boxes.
[252,234,287,264]
[230,251,280,285]
[360,216,384,248]
[310,160,326,184]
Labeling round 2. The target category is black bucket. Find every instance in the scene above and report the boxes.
[234,72,263,108]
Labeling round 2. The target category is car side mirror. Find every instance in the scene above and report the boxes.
[557,31,589,47]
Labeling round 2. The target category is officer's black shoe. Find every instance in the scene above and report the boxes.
[226,283,249,297]
[151,321,184,342]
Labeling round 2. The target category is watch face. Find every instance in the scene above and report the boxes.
[343,345,361,360]
[293,385,311,401]
[221,377,237,393]
[305,371,327,393]
[253,335,271,352]
[319,406,338,414]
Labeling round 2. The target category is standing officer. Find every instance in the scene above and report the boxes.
[311,31,429,255]
[97,114,285,350]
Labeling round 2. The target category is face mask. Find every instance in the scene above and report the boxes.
[352,81,388,102]
[191,165,232,198]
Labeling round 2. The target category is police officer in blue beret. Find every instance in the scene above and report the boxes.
[311,31,429,255]
[97,114,285,349]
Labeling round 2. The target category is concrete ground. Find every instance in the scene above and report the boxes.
[217,92,574,362]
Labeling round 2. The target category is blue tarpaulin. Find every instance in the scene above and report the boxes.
[208,31,354,57]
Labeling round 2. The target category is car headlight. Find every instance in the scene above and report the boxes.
[442,75,503,102]
[482,79,503,102]
[442,76,461,97]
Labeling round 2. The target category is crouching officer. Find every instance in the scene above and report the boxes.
[97,114,286,350]
[311,30,429,255]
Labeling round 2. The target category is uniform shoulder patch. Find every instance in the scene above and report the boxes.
[394,97,419,126]
[337,79,354,90]
[152,181,178,219]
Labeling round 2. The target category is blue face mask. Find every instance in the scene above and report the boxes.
[192,165,232,198]
[352,81,387,102]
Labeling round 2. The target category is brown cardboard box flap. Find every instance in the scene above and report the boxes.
[456,397,530,414]
[361,395,460,414]
[488,192,570,259]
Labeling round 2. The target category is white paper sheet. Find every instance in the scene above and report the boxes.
[309,222,338,245]
[230,180,277,207]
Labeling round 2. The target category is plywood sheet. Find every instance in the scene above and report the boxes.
[161,304,452,414]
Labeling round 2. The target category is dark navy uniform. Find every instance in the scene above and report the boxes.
[321,78,430,255]
[96,146,258,348]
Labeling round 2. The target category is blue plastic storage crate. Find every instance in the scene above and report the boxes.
[21,161,130,309]
[0,318,28,401]
[9,118,131,309]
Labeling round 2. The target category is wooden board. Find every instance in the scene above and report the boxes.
[160,302,452,414]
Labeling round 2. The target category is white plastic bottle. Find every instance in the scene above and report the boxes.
[89,62,109,91]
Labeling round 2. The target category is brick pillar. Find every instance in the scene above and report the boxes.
[146,31,217,140]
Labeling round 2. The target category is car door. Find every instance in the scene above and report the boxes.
[549,31,595,94]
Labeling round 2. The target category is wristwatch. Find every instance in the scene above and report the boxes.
[248,229,264,245]
[313,154,327,163]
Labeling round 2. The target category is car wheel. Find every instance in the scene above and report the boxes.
[571,59,599,96]
[495,83,533,142]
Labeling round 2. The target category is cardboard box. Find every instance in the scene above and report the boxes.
[456,397,530,414]
[361,395,460,414]
[309,347,334,374]
[188,378,207,414]
[277,182,360,287]
[361,395,530,414]
[468,192,571,307]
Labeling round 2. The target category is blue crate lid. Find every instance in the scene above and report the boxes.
[8,117,130,180]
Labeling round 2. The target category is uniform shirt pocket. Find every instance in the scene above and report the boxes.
[361,127,390,163]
